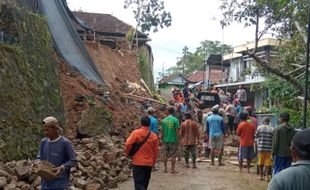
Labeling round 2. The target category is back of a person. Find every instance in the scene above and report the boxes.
[268,162,310,190]
[238,121,255,146]
[256,124,273,152]
[207,114,224,137]
[162,115,179,143]
[131,128,158,167]
[181,119,198,145]
[276,124,296,157]
[149,116,158,134]
[237,89,246,102]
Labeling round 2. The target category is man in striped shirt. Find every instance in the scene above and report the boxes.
[255,117,273,181]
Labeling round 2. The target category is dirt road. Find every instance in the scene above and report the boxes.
[116,160,268,190]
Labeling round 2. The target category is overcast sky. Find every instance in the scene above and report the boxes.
[67,0,256,80]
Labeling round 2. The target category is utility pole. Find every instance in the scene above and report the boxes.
[303,0,310,128]
[182,46,188,84]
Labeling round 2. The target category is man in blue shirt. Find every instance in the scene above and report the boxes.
[37,116,77,190]
[147,107,158,136]
[268,128,310,190]
[205,105,225,166]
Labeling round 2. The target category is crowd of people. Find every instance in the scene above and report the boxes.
[34,83,310,190]
[125,83,310,190]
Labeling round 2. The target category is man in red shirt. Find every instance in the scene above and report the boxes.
[125,116,159,190]
[237,112,255,173]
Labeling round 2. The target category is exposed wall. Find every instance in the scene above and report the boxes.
[0,2,64,161]
[139,44,155,91]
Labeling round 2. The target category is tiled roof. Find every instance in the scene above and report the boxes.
[72,11,148,38]
[186,71,206,83]
[158,73,187,84]
[187,68,227,85]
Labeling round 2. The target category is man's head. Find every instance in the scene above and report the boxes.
[167,106,175,115]
[239,85,243,89]
[184,98,190,104]
[141,115,151,127]
[279,112,290,123]
[42,116,61,139]
[233,99,239,106]
[185,82,189,87]
[185,112,192,120]
[262,117,271,125]
[176,103,182,110]
[211,105,220,114]
[239,112,248,121]
[147,107,155,115]
[218,108,225,116]
[244,106,253,115]
[291,128,310,162]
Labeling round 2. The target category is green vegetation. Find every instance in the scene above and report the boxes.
[163,40,232,76]
[77,107,113,137]
[0,3,64,161]
[139,47,155,91]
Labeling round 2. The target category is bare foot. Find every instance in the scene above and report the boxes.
[171,170,178,174]
[193,165,197,169]
[184,164,189,168]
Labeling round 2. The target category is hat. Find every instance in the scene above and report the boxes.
[147,107,155,113]
[292,128,310,152]
[211,105,220,112]
[42,116,62,130]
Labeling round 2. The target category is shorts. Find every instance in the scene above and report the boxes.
[257,151,272,166]
[163,143,178,157]
[238,146,255,160]
[209,136,224,149]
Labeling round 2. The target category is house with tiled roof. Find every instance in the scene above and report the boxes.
[158,73,188,99]
[72,11,155,90]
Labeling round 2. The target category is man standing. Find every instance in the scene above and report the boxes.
[272,112,296,175]
[147,107,158,136]
[235,85,247,107]
[268,128,310,190]
[205,105,226,166]
[255,117,273,181]
[182,82,190,100]
[237,112,255,173]
[180,113,200,168]
[37,116,77,190]
[125,116,159,190]
[161,107,180,174]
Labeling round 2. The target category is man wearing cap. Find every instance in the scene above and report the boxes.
[268,128,310,190]
[37,116,77,190]
[147,107,158,136]
[205,105,226,166]
[272,112,296,175]
[255,117,273,181]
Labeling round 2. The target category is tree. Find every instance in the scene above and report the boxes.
[124,0,171,49]
[219,0,308,93]
[173,41,232,76]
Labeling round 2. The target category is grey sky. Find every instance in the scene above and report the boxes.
[67,0,256,80]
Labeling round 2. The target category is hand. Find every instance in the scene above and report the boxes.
[52,165,65,176]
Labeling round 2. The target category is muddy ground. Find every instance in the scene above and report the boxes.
[116,160,268,190]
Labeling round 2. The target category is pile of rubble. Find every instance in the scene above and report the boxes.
[0,135,131,190]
